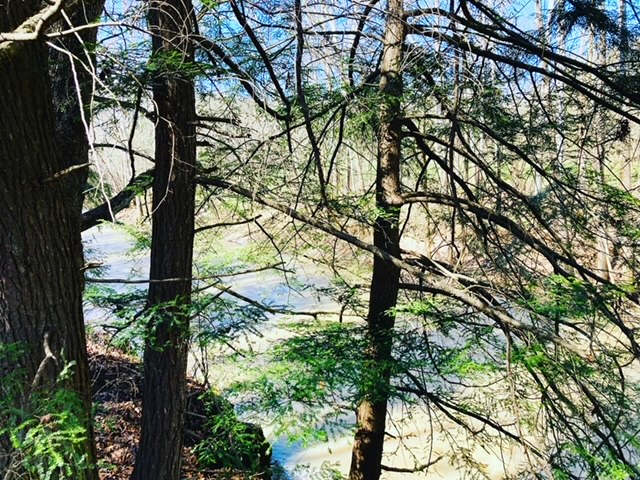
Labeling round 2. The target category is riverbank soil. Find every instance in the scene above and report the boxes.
[89,338,266,479]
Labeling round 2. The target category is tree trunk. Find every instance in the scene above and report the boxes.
[0,5,96,480]
[131,0,197,479]
[348,1,404,479]
[49,0,106,214]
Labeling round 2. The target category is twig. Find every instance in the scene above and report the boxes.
[41,163,90,183]
[86,263,290,284]
[194,215,261,234]
[381,455,444,473]
[0,0,65,43]
[200,280,337,318]
[32,331,58,388]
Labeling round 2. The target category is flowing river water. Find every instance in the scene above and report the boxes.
[83,226,524,479]
[82,225,353,477]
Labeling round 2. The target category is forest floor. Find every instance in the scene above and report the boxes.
[88,338,257,480]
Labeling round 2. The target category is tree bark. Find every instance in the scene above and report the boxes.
[0,5,97,479]
[131,1,197,479]
[348,1,405,479]
[49,0,106,214]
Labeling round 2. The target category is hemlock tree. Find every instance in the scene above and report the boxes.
[187,1,640,478]
[131,0,197,478]
[59,0,640,478]
[0,2,97,479]
[349,0,404,478]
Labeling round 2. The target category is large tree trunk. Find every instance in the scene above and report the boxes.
[131,1,197,479]
[0,5,97,480]
[348,1,405,479]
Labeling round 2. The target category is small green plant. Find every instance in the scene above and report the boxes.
[193,391,271,475]
[1,357,93,480]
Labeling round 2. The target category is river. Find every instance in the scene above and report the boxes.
[82,225,524,479]
[82,225,354,477]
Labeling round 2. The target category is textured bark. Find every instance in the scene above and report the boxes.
[0,5,96,479]
[130,1,197,479]
[49,0,106,214]
[348,1,405,479]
